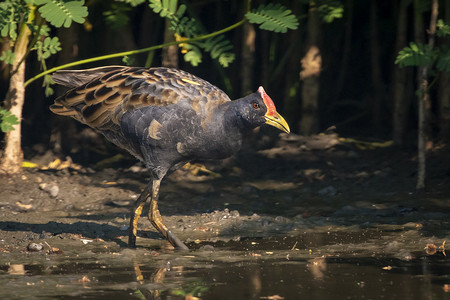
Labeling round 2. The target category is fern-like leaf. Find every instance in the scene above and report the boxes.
[35,0,88,28]
[0,1,29,40]
[318,3,344,23]
[34,36,62,60]
[149,0,178,19]
[150,0,235,67]
[395,42,434,68]
[218,52,235,68]
[42,74,55,97]
[183,44,202,66]
[245,3,299,33]
[0,109,19,132]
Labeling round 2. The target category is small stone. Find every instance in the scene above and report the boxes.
[48,185,59,198]
[199,244,215,251]
[27,243,44,252]
[318,186,337,197]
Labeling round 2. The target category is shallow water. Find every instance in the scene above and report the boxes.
[0,229,448,299]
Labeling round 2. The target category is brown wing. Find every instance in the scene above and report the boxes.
[50,67,231,130]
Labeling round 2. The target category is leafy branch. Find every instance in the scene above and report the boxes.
[25,1,299,85]
[395,19,450,74]
[24,19,246,87]
[148,0,299,67]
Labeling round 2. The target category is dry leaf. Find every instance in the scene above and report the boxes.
[260,295,284,300]
[8,264,26,275]
[194,226,210,232]
[15,202,32,210]
[382,266,392,270]
[78,275,91,283]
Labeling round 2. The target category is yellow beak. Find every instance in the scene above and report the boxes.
[264,111,290,133]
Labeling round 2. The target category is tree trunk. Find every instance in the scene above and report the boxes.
[416,0,439,189]
[0,22,31,174]
[240,22,255,95]
[369,0,384,135]
[162,19,178,68]
[299,4,321,135]
[333,0,353,102]
[438,1,450,141]
[392,0,411,146]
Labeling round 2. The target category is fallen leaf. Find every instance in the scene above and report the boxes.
[48,159,62,169]
[382,266,392,270]
[15,202,32,210]
[8,264,25,275]
[260,295,284,300]
[194,226,210,232]
[443,284,450,292]
[45,241,63,254]
[78,275,91,283]
[425,243,437,255]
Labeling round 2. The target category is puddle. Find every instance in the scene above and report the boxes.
[0,229,448,299]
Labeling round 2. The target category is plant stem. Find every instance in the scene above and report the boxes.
[24,19,246,87]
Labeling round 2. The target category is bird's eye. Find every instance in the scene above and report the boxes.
[252,102,260,109]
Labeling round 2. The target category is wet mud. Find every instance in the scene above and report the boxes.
[0,133,449,299]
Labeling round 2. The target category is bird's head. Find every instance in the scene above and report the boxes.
[232,87,290,134]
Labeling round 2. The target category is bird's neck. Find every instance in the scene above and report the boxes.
[222,99,254,135]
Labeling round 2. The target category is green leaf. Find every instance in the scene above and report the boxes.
[120,0,146,7]
[183,44,202,66]
[395,42,434,68]
[36,0,88,28]
[0,1,29,40]
[437,19,450,38]
[43,74,54,97]
[149,0,178,20]
[199,35,235,67]
[318,4,344,23]
[34,36,61,60]
[103,2,131,29]
[437,48,450,72]
[218,52,235,68]
[122,55,135,66]
[0,49,15,65]
[0,109,20,132]
[245,3,299,33]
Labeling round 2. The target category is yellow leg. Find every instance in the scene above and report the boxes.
[128,184,151,248]
[149,179,189,250]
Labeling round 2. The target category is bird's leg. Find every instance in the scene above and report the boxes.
[128,183,152,248]
[149,179,189,250]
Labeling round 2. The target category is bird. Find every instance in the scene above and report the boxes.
[50,66,290,250]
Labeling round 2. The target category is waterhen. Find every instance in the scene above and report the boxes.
[50,66,290,249]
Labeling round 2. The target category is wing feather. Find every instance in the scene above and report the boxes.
[50,67,230,130]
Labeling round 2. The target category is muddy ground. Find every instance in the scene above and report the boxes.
[0,132,449,255]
